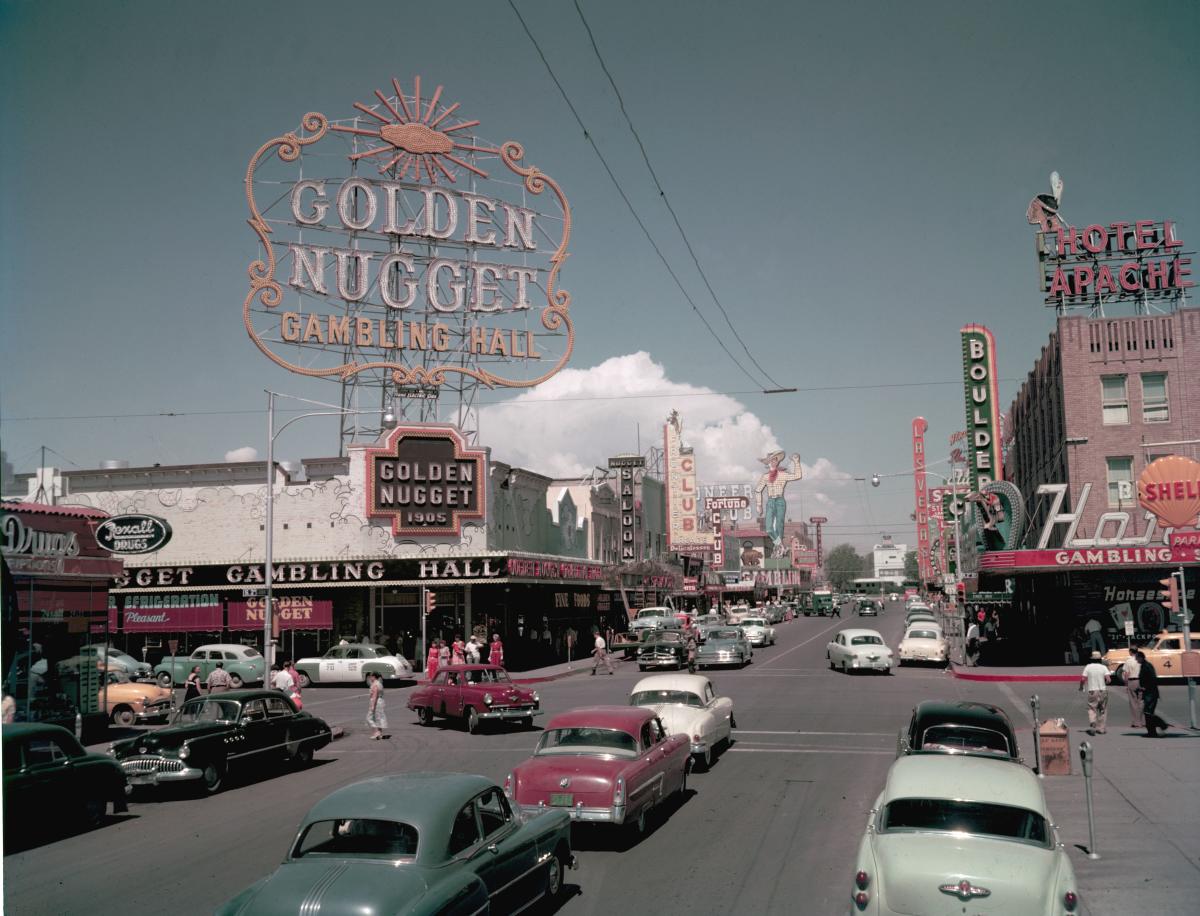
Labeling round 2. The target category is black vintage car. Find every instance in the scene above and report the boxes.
[896,700,1021,762]
[3,723,130,838]
[637,630,688,671]
[109,689,333,795]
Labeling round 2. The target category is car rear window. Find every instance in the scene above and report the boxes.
[919,725,1011,756]
[850,635,883,646]
[881,799,1050,848]
[294,819,418,859]
[907,630,939,640]
[630,690,703,708]
[535,727,638,758]
[709,629,741,640]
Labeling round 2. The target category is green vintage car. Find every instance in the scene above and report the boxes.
[3,723,130,840]
[153,643,266,688]
[217,773,576,916]
[109,689,332,794]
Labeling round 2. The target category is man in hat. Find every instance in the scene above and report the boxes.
[1078,650,1111,735]
[754,451,803,551]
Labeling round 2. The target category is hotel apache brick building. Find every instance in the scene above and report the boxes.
[993,305,1200,662]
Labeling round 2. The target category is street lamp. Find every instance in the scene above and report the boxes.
[262,390,383,672]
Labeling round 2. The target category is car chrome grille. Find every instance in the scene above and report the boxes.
[122,756,185,774]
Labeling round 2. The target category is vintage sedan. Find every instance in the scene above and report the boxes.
[408,665,542,733]
[857,598,879,617]
[295,642,414,686]
[629,606,682,634]
[637,629,688,671]
[154,644,265,688]
[897,626,949,667]
[58,644,154,680]
[904,609,940,626]
[629,674,734,770]
[504,706,690,837]
[1103,630,1200,682]
[100,670,175,726]
[109,689,332,794]
[851,755,1077,914]
[739,617,777,647]
[827,629,894,674]
[217,773,575,916]
[897,701,1020,761]
[697,627,752,668]
[3,723,129,837]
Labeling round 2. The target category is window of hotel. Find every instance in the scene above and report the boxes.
[1141,373,1168,423]
[1101,375,1128,425]
[1106,457,1134,506]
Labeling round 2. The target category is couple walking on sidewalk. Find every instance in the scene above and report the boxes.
[1081,650,1172,737]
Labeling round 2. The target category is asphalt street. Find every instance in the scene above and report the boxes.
[4,599,1195,915]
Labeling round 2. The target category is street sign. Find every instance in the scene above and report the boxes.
[1124,620,1135,637]
[243,587,266,598]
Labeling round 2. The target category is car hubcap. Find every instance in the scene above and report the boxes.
[548,858,562,895]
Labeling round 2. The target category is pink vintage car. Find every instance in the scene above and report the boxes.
[406,664,542,734]
[503,706,690,837]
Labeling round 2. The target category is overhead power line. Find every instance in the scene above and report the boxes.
[506,0,773,391]
[571,0,784,390]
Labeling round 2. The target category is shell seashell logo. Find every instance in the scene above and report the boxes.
[1137,455,1200,530]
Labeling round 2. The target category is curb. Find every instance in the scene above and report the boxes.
[513,656,633,685]
[949,663,1078,683]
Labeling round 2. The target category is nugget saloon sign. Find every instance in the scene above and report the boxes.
[243,76,574,390]
[364,424,486,537]
[95,515,172,555]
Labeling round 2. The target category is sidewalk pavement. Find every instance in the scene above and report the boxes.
[950,661,1078,682]
[1035,721,1200,915]
[512,650,632,684]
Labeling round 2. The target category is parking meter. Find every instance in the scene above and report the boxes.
[1030,694,1042,777]
[1079,741,1093,777]
[1079,740,1099,859]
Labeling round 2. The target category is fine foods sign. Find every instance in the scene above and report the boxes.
[960,324,1002,491]
[243,76,574,390]
[364,424,486,537]
[95,514,172,555]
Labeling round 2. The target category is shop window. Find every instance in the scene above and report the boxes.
[1100,375,1128,425]
[1106,457,1134,507]
[1141,373,1168,423]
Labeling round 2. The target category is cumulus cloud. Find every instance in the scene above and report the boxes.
[224,446,259,462]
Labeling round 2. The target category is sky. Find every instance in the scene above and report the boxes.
[2,0,1198,552]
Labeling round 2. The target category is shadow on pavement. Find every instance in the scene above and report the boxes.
[128,757,335,804]
[4,811,139,855]
[569,787,697,853]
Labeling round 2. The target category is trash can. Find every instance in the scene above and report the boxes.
[1037,719,1071,775]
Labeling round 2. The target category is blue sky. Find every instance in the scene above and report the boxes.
[2,0,1197,550]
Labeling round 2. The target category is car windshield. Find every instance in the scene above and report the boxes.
[464,668,511,684]
[637,609,665,618]
[906,630,940,641]
[535,727,638,758]
[881,799,1050,848]
[708,629,742,641]
[630,690,703,708]
[850,635,883,646]
[919,725,1012,756]
[173,698,240,724]
[292,819,418,859]
[742,619,766,627]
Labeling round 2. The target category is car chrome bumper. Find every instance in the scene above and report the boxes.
[519,802,626,824]
[852,659,892,670]
[121,764,204,785]
[637,657,682,668]
[134,704,176,722]
[479,707,543,720]
[690,740,708,756]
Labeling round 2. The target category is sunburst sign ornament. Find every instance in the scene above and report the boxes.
[242,77,573,391]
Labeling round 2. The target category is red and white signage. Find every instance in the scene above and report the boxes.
[1138,455,1200,531]
[981,546,1200,572]
[228,596,333,630]
[664,413,710,553]
[912,417,932,582]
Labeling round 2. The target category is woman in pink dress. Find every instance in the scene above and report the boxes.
[426,641,440,681]
[488,634,504,668]
[451,636,466,666]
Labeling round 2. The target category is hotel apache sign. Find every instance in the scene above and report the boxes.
[243,76,574,390]
[365,424,486,537]
[960,325,1002,492]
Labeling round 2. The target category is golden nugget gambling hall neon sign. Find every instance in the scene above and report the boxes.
[243,77,573,389]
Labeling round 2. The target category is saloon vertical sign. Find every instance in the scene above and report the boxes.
[912,417,932,584]
[960,325,1002,492]
[609,455,645,562]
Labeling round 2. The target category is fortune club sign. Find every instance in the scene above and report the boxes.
[243,77,574,390]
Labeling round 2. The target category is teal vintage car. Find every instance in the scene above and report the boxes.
[154,643,266,688]
[3,723,129,841]
[217,773,576,916]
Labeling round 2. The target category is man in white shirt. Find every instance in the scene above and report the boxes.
[1121,653,1144,727]
[1083,617,1106,655]
[272,662,295,695]
[590,628,615,675]
[1079,650,1112,734]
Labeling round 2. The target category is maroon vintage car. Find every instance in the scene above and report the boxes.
[503,706,690,837]
[406,664,542,733]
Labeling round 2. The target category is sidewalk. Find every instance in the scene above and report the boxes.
[950,661,1078,682]
[1035,723,1200,914]
[511,651,632,684]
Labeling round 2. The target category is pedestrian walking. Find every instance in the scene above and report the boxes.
[489,634,504,668]
[1083,616,1107,655]
[365,672,387,739]
[183,665,203,702]
[206,662,232,693]
[965,620,981,666]
[451,636,466,666]
[686,632,698,674]
[1122,653,1144,727]
[1079,650,1111,735]
[426,641,440,681]
[1137,650,1170,737]
[590,628,615,675]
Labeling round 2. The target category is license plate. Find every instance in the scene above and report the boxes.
[549,793,574,807]
[128,774,157,785]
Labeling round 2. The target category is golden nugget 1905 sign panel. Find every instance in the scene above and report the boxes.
[243,77,573,389]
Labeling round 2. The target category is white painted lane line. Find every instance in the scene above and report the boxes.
[756,618,846,668]
[735,730,892,737]
[728,747,894,756]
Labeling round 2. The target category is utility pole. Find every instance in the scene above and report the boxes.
[1178,567,1196,730]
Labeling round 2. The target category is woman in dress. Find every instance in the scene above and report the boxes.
[451,636,466,666]
[183,665,203,702]
[426,641,440,681]
[286,659,303,709]
[489,634,504,668]
[437,639,451,672]
[365,672,387,740]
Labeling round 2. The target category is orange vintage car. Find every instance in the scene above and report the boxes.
[100,670,176,726]
[1104,631,1200,682]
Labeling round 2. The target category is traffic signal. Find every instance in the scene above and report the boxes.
[1158,575,1180,617]
[425,589,437,616]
